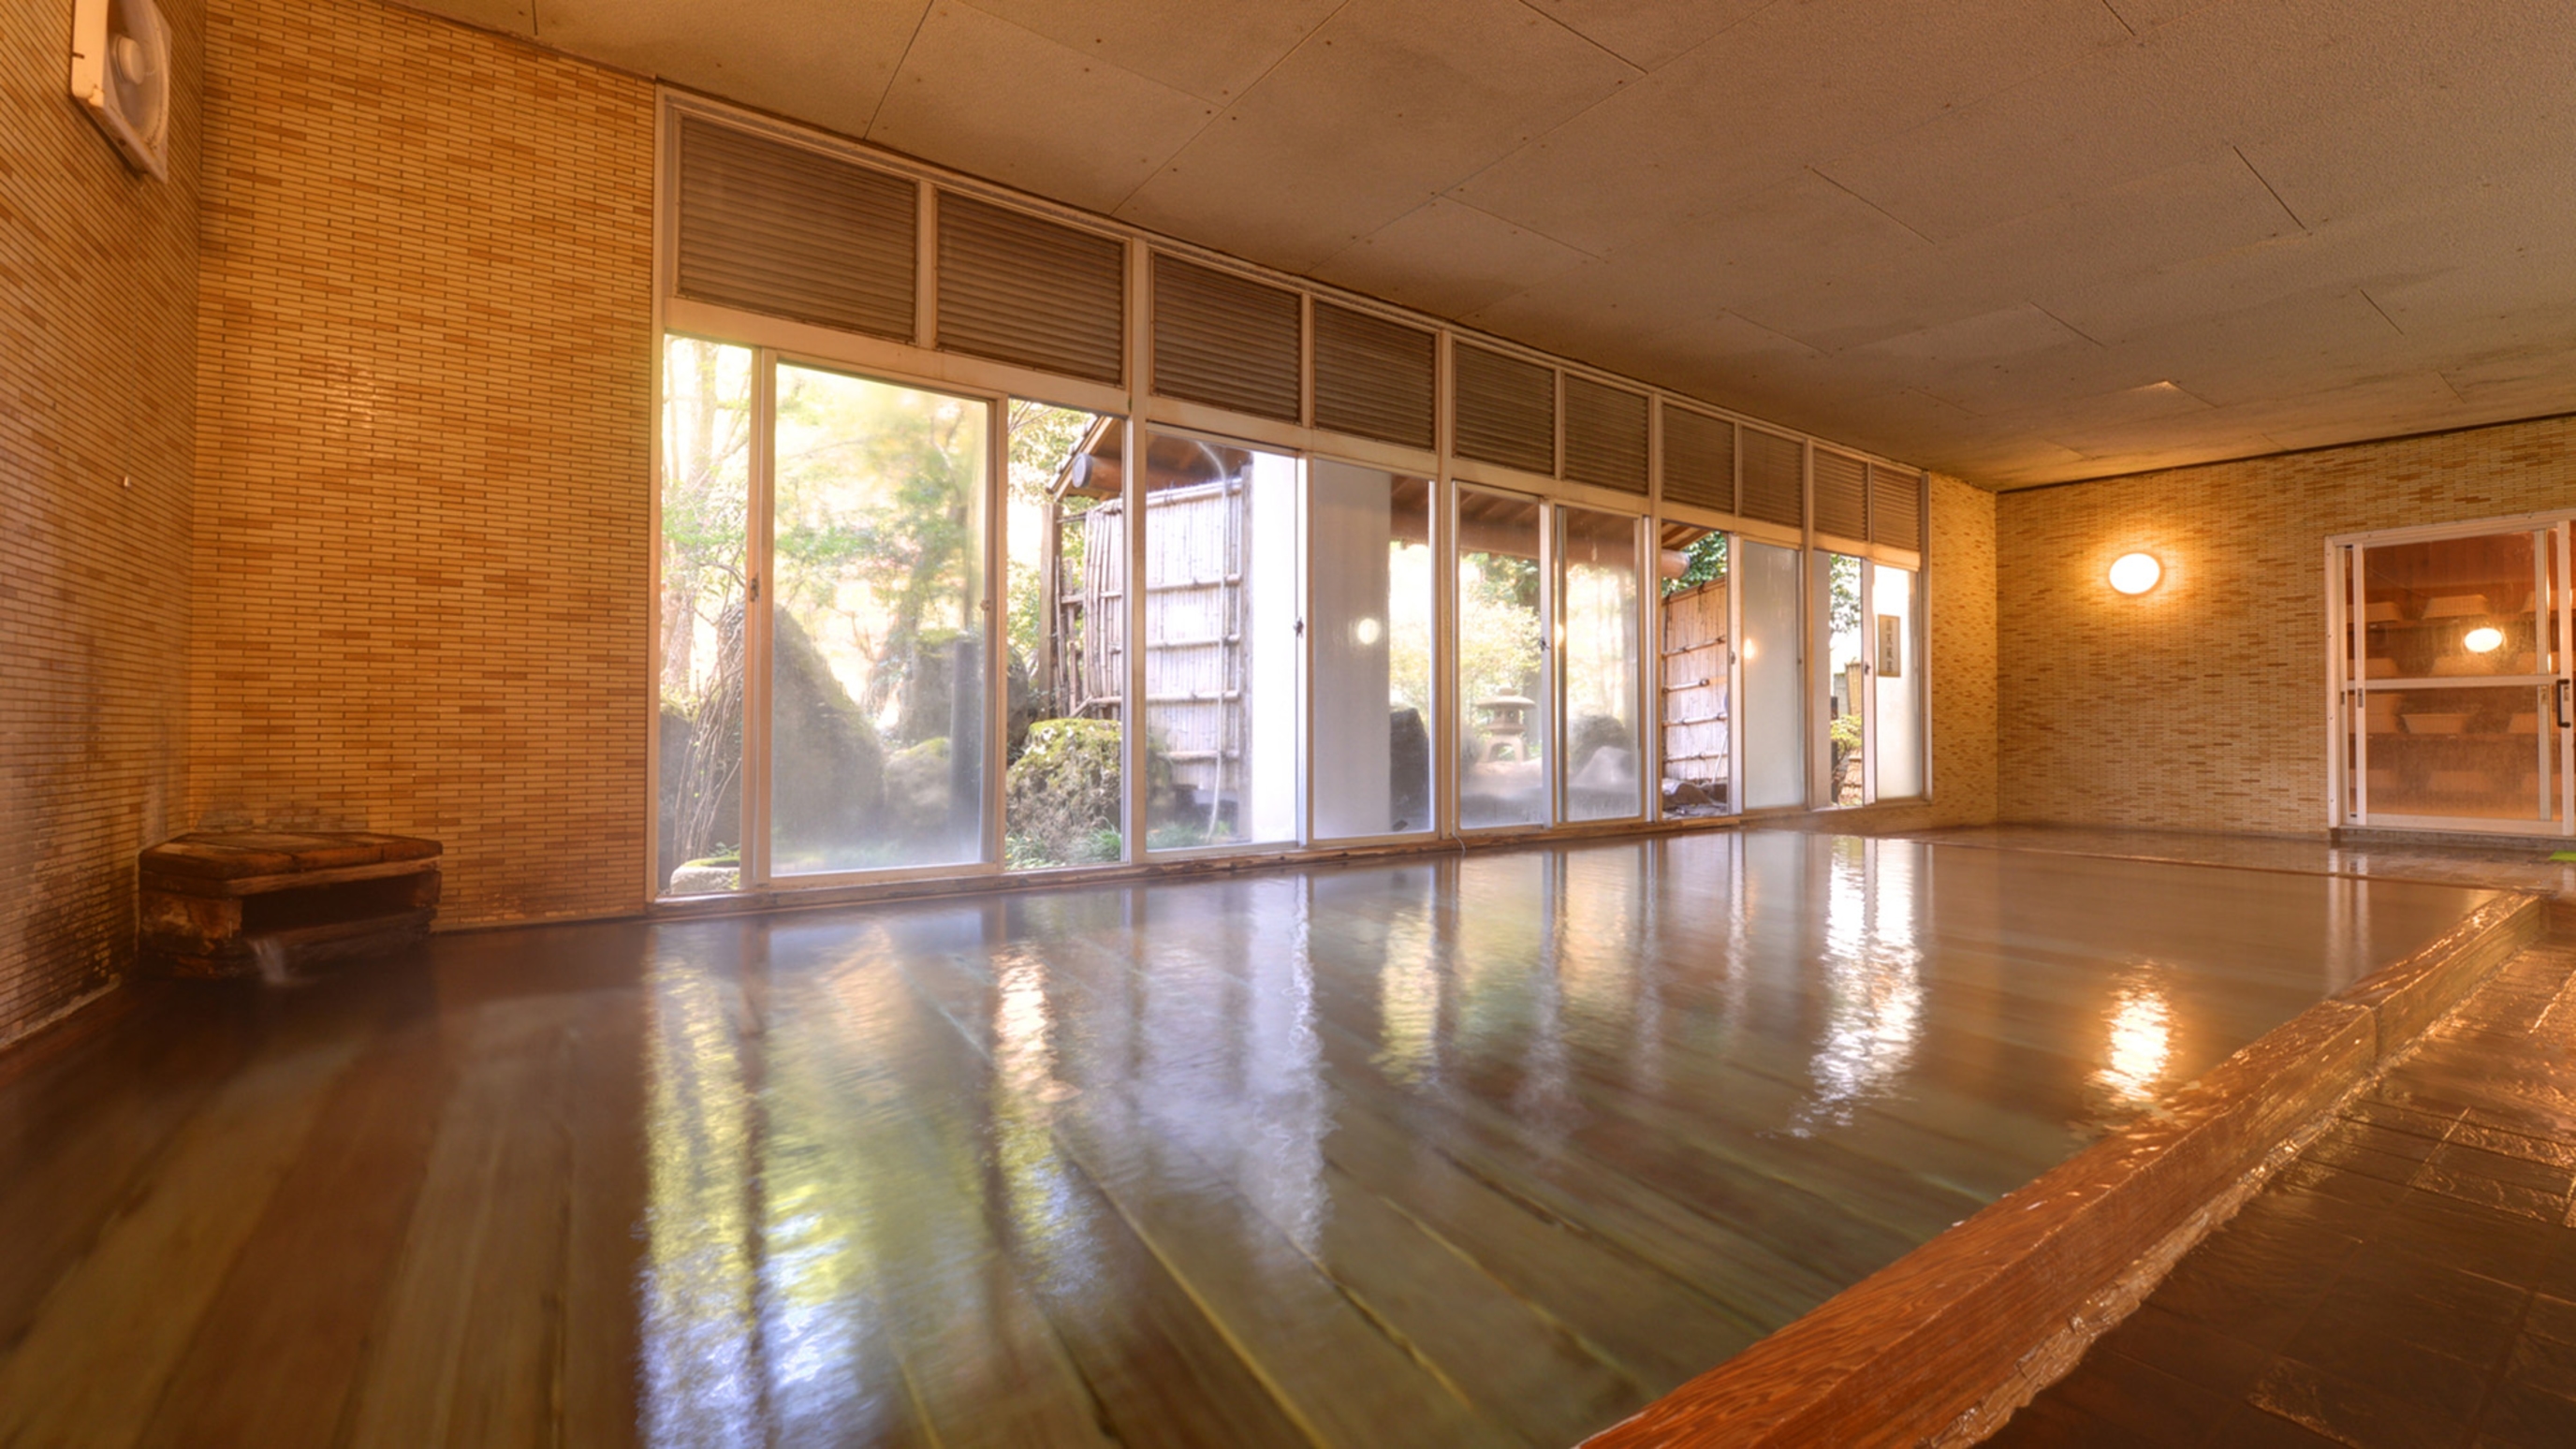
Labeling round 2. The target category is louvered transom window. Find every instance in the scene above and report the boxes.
[1871,463,1924,550]
[935,191,1125,385]
[1740,428,1805,529]
[1660,406,1734,514]
[1312,302,1435,450]
[675,116,917,341]
[1561,376,1648,494]
[1452,344,1555,476]
[1150,255,1301,422]
[1813,448,1868,540]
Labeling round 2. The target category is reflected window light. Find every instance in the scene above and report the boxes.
[2464,625,2505,654]
[2092,972,2174,1109]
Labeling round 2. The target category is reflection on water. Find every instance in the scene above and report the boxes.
[1794,839,1925,1134]
[633,834,2488,1447]
[2091,966,2177,1115]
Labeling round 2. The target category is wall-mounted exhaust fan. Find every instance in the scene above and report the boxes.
[69,0,172,180]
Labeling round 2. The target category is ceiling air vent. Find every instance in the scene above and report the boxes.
[1312,302,1435,450]
[1452,344,1555,476]
[1151,255,1301,422]
[1813,448,1868,540]
[1660,405,1735,514]
[674,117,918,341]
[68,0,171,180]
[936,192,1126,386]
[1870,463,1925,550]
[1740,428,1805,530]
[1562,376,1649,494]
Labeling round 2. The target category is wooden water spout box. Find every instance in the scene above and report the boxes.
[139,831,442,978]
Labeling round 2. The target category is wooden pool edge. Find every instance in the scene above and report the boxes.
[1582,889,2549,1449]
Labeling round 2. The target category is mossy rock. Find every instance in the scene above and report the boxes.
[1005,719,1162,864]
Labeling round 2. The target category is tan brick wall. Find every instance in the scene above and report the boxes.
[1997,416,2576,834]
[190,0,656,922]
[0,0,202,1044]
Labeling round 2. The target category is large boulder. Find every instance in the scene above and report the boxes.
[1006,718,1133,866]
[770,610,885,862]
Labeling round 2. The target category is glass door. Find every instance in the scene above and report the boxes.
[1139,432,1303,853]
[2341,520,2571,833]
[1456,486,1549,829]
[763,363,994,879]
[1558,505,1645,823]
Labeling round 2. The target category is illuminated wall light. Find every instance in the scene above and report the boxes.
[2107,552,2162,595]
[2464,625,2505,654]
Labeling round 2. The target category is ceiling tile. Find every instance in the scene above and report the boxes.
[409,1,534,36]
[1518,0,1773,71]
[1452,0,2130,254]
[1309,198,1593,319]
[951,0,1340,102]
[1116,0,1639,273]
[871,4,1216,213]
[539,0,931,139]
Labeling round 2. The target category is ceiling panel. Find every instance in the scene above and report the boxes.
[1115,0,1639,273]
[1450,0,2130,254]
[537,0,931,139]
[951,0,1341,103]
[1309,198,1594,319]
[871,4,1216,213]
[1518,0,1776,71]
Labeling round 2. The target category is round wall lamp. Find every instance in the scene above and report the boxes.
[2464,625,2505,654]
[2107,552,2163,595]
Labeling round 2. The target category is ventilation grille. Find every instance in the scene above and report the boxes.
[1151,255,1301,421]
[1660,406,1734,513]
[1452,344,1555,475]
[1561,376,1648,493]
[1740,428,1805,529]
[1813,448,1868,539]
[1312,302,1435,450]
[936,191,1125,385]
[675,116,917,341]
[1870,463,1924,550]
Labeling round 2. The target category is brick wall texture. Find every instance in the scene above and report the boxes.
[189,0,657,923]
[0,0,202,1046]
[1997,416,2576,834]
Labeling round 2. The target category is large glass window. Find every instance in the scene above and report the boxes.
[1820,552,1866,807]
[1457,489,1548,829]
[1872,564,1923,799]
[768,364,989,875]
[1003,403,1126,869]
[1142,434,1302,851]
[1657,524,1728,818]
[658,338,754,895]
[1559,506,1643,823]
[1739,539,1804,810]
[1311,461,1435,840]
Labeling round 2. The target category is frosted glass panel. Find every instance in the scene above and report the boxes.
[769,364,988,875]
[1143,437,1301,850]
[1458,489,1548,828]
[1740,540,1803,810]
[1873,564,1923,799]
[1311,461,1435,840]
[1561,506,1642,822]
[1003,402,1125,870]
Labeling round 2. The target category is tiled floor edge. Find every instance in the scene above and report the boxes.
[1581,892,2548,1449]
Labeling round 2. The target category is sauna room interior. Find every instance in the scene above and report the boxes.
[9,1,2576,1444]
